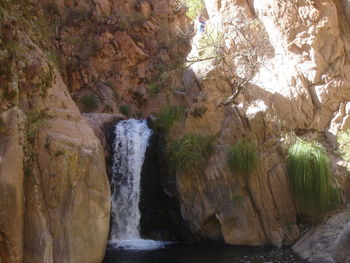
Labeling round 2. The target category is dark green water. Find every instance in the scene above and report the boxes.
[103,241,305,263]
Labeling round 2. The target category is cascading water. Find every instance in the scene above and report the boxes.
[110,119,152,240]
[109,119,168,250]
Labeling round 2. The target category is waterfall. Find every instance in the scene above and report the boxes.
[110,119,152,240]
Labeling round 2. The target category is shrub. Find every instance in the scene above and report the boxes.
[182,0,205,20]
[44,50,60,68]
[168,133,213,175]
[119,104,131,116]
[156,104,185,132]
[80,94,98,112]
[25,110,51,144]
[227,139,260,176]
[337,130,350,169]
[287,138,340,220]
[103,104,112,113]
[148,83,160,97]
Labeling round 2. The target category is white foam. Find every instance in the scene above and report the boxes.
[108,239,171,251]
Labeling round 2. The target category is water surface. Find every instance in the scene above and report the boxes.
[104,240,305,263]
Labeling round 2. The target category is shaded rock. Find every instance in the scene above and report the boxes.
[293,210,350,263]
[0,108,24,263]
[83,113,125,156]
[23,69,111,263]
[334,220,350,263]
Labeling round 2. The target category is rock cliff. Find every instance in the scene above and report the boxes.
[0,0,190,262]
[171,0,350,248]
[0,1,111,262]
[2,0,350,262]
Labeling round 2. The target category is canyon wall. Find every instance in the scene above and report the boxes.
[1,0,350,262]
[171,0,350,248]
[0,0,190,262]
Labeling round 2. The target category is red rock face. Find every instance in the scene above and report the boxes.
[52,0,191,116]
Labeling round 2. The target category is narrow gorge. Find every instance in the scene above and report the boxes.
[1,0,350,263]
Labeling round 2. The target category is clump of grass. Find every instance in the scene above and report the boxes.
[148,83,160,97]
[23,109,51,178]
[168,133,213,175]
[103,104,113,113]
[227,139,260,176]
[25,110,51,144]
[156,104,185,132]
[119,104,131,116]
[44,50,60,68]
[80,94,98,112]
[287,138,340,220]
[337,130,350,169]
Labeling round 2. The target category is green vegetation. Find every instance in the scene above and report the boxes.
[44,50,60,68]
[25,110,51,144]
[103,104,113,113]
[37,65,54,97]
[168,133,213,175]
[182,0,205,20]
[287,138,341,220]
[337,130,350,169]
[23,109,51,177]
[227,139,260,176]
[119,104,131,116]
[148,83,161,97]
[80,94,98,112]
[156,104,185,132]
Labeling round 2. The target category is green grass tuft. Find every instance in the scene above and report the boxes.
[148,83,161,97]
[156,104,185,132]
[287,138,340,220]
[80,94,98,112]
[119,104,131,116]
[227,139,260,176]
[25,110,51,144]
[168,133,213,176]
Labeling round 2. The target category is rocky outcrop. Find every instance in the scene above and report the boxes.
[173,0,350,246]
[0,108,24,263]
[177,72,299,245]
[2,0,350,259]
[50,0,191,116]
[23,69,111,263]
[334,219,350,263]
[293,209,350,263]
[0,2,111,261]
[83,113,124,157]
